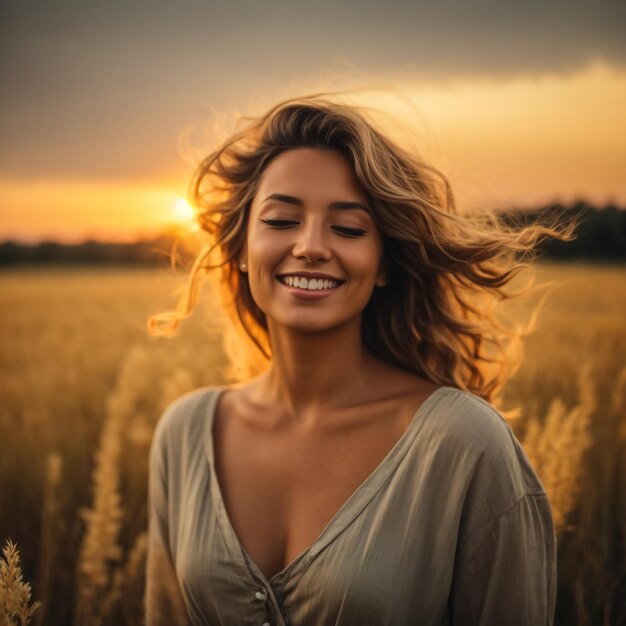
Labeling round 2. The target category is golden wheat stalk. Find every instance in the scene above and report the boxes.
[74,341,170,626]
[34,453,63,626]
[0,539,42,626]
[74,398,125,626]
[522,365,595,533]
[100,531,147,619]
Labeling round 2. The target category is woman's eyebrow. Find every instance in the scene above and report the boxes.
[262,193,371,214]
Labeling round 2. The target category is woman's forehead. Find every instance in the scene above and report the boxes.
[255,148,368,203]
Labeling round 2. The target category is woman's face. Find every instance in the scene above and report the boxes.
[242,148,386,334]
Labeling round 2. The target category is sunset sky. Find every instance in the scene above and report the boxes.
[1,0,625,243]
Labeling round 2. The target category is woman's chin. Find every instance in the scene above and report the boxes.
[269,314,349,335]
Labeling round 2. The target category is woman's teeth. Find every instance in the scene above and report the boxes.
[279,276,339,290]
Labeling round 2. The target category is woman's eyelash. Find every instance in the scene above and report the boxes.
[260,219,367,238]
[261,219,297,229]
[333,226,367,238]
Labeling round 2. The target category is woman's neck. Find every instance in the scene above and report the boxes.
[256,318,379,419]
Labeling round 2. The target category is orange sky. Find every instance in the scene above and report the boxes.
[1,61,624,243]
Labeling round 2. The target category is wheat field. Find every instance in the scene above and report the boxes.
[0,261,624,625]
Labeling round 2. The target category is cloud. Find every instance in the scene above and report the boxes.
[0,0,624,179]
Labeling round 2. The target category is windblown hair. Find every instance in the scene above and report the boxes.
[148,92,578,409]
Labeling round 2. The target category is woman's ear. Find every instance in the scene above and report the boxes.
[375,258,388,287]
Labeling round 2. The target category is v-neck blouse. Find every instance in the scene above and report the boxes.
[145,385,557,626]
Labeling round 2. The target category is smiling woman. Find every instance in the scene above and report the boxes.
[145,91,578,626]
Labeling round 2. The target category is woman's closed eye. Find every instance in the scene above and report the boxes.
[260,219,367,238]
[333,226,367,238]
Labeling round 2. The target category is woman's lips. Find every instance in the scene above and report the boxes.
[276,277,342,300]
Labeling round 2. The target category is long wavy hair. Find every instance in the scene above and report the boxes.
[148,92,578,411]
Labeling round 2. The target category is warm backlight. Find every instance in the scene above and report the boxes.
[173,198,200,232]
[174,198,195,221]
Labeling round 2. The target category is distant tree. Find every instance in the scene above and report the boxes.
[496,201,625,262]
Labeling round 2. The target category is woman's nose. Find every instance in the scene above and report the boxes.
[291,222,332,263]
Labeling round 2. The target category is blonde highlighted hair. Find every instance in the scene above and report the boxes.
[148,92,578,409]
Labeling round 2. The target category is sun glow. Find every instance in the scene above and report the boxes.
[174,198,195,221]
[173,197,200,232]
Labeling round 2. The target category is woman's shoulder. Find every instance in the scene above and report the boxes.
[431,387,555,564]
[429,386,547,497]
[430,387,517,449]
[377,367,516,453]
[150,385,225,459]
[433,387,515,446]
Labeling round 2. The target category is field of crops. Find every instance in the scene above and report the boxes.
[0,262,624,625]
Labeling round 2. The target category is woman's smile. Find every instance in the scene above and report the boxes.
[275,274,344,300]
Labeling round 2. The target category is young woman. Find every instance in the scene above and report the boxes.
[145,94,574,625]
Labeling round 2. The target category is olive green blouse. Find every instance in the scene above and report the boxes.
[145,385,557,625]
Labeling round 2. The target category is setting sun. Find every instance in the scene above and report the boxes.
[173,197,200,232]
[174,198,195,222]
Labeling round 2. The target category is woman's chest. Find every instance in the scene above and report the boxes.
[212,400,420,581]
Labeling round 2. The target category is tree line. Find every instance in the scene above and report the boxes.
[497,200,624,262]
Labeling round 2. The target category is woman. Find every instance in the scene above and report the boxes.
[146,93,574,625]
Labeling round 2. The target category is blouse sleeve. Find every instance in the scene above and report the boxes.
[145,415,191,626]
[449,492,557,625]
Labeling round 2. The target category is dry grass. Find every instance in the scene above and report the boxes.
[0,540,41,626]
[521,364,594,533]
[0,261,624,625]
